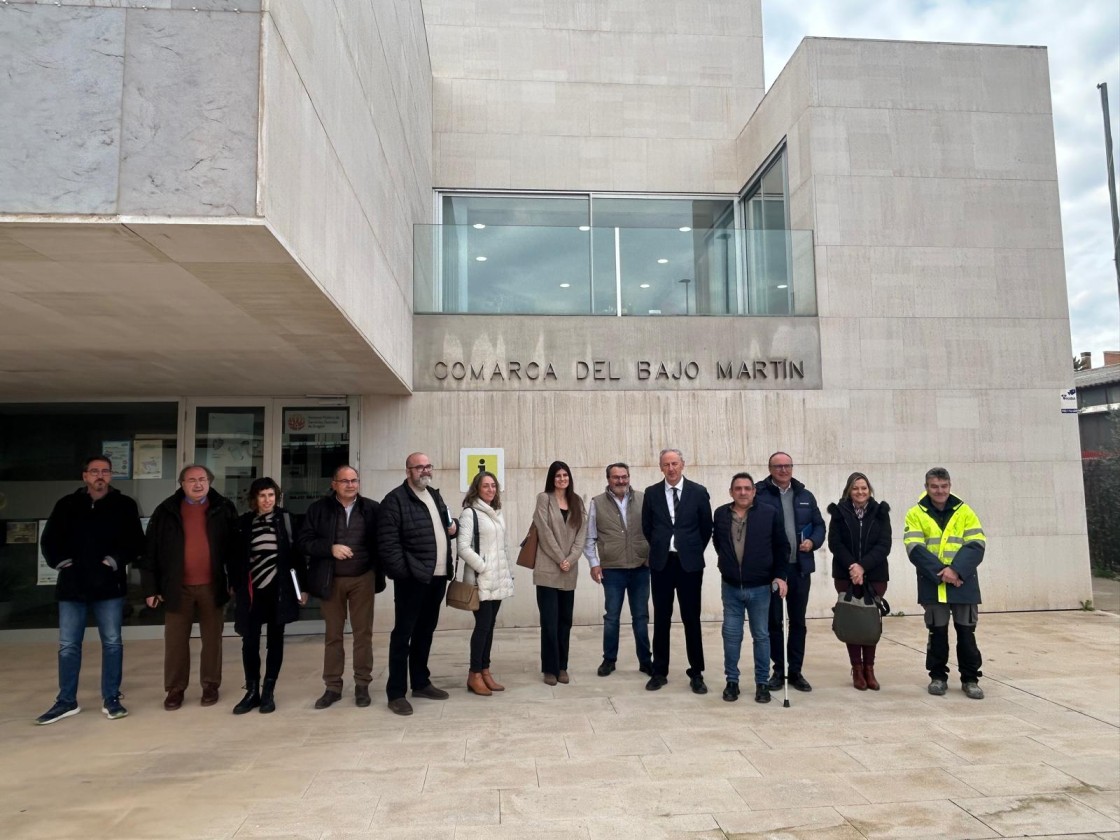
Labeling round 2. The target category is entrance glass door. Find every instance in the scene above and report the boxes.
[277,406,351,516]
[191,405,266,512]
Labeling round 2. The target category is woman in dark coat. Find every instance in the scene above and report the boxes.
[232,477,308,713]
[827,471,891,691]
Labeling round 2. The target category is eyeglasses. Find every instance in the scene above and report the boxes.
[770,464,794,471]
[408,465,434,473]
[334,478,360,485]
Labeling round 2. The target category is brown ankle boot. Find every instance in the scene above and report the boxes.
[467,671,491,696]
[481,669,505,691]
[864,665,879,691]
[852,665,868,691]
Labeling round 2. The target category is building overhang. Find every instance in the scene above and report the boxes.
[0,220,409,398]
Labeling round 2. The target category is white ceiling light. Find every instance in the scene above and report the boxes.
[578,225,591,232]
[475,256,487,261]
[472,223,486,229]
[559,283,571,288]
[679,226,691,232]
[639,283,651,289]
[657,258,668,264]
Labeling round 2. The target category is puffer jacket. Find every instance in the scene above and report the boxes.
[827,499,892,583]
[456,502,514,602]
[378,481,454,583]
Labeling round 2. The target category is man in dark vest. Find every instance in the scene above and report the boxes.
[379,452,456,716]
[298,465,382,709]
[583,462,652,677]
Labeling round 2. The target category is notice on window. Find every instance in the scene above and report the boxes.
[7,521,37,544]
[133,439,163,479]
[1060,387,1077,414]
[284,409,348,435]
[37,520,57,586]
[102,440,131,478]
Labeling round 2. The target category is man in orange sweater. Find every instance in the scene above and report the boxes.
[142,464,239,710]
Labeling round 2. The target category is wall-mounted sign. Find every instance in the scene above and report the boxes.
[460,448,505,492]
[1060,388,1078,414]
[415,315,822,391]
[285,409,348,434]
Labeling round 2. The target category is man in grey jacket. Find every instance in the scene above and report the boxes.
[583,462,652,678]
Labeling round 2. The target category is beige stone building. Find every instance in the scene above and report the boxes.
[0,0,1088,636]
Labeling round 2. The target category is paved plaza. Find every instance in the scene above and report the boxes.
[1,587,1117,840]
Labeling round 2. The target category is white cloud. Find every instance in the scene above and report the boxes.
[762,0,1120,360]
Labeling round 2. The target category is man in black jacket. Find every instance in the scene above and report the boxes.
[297,465,381,709]
[37,455,144,724]
[379,452,456,716]
[141,464,239,711]
[713,473,789,704]
[755,451,825,692]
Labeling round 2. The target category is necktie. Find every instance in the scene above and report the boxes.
[672,486,679,513]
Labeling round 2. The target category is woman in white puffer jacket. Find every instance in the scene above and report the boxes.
[457,471,514,696]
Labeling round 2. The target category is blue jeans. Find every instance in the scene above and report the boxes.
[57,597,124,704]
[601,567,651,667]
[721,582,770,685]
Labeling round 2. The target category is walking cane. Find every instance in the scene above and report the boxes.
[782,592,790,708]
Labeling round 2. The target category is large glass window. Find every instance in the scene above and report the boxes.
[742,151,793,315]
[424,193,738,316]
[0,402,179,630]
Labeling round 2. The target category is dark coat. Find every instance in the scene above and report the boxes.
[378,481,453,583]
[827,499,892,583]
[640,477,713,573]
[40,487,143,602]
[232,507,308,634]
[713,500,790,588]
[140,488,239,611]
[296,493,383,599]
[754,476,826,575]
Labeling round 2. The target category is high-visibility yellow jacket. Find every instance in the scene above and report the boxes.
[904,493,985,605]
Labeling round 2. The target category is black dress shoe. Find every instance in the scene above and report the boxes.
[722,681,740,702]
[788,674,813,692]
[645,675,667,691]
[689,675,708,695]
[597,659,616,677]
[355,685,372,707]
[638,662,653,676]
[412,683,450,700]
[755,683,772,703]
[314,690,342,709]
[767,673,784,690]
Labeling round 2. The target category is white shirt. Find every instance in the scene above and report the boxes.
[664,479,683,552]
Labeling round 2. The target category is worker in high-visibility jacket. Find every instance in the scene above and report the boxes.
[904,467,986,700]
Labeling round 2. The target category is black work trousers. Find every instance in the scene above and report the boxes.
[386,575,447,700]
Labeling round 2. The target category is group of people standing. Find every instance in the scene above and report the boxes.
[33,449,988,725]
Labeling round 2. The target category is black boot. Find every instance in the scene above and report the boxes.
[233,680,260,715]
[259,678,277,714]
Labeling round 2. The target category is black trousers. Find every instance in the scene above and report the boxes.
[650,552,705,678]
[470,599,502,672]
[536,586,574,676]
[770,568,810,677]
[386,575,447,700]
[242,615,285,682]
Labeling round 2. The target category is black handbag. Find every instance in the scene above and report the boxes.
[831,584,889,646]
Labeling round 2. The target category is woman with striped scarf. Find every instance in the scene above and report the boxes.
[232,477,308,713]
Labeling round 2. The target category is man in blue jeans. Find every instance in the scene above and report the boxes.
[584,463,652,677]
[713,473,789,703]
[37,455,144,724]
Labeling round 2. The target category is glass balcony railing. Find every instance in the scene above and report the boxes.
[413,225,816,316]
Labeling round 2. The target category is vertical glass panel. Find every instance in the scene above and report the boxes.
[278,406,350,623]
[742,153,792,314]
[593,197,735,316]
[440,195,591,314]
[0,402,178,630]
[193,407,264,513]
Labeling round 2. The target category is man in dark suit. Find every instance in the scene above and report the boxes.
[641,448,713,694]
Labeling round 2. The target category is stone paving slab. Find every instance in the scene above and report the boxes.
[0,608,1116,840]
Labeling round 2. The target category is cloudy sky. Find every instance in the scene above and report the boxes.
[762,0,1120,362]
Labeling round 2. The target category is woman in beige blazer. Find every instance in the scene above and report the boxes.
[533,460,587,686]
